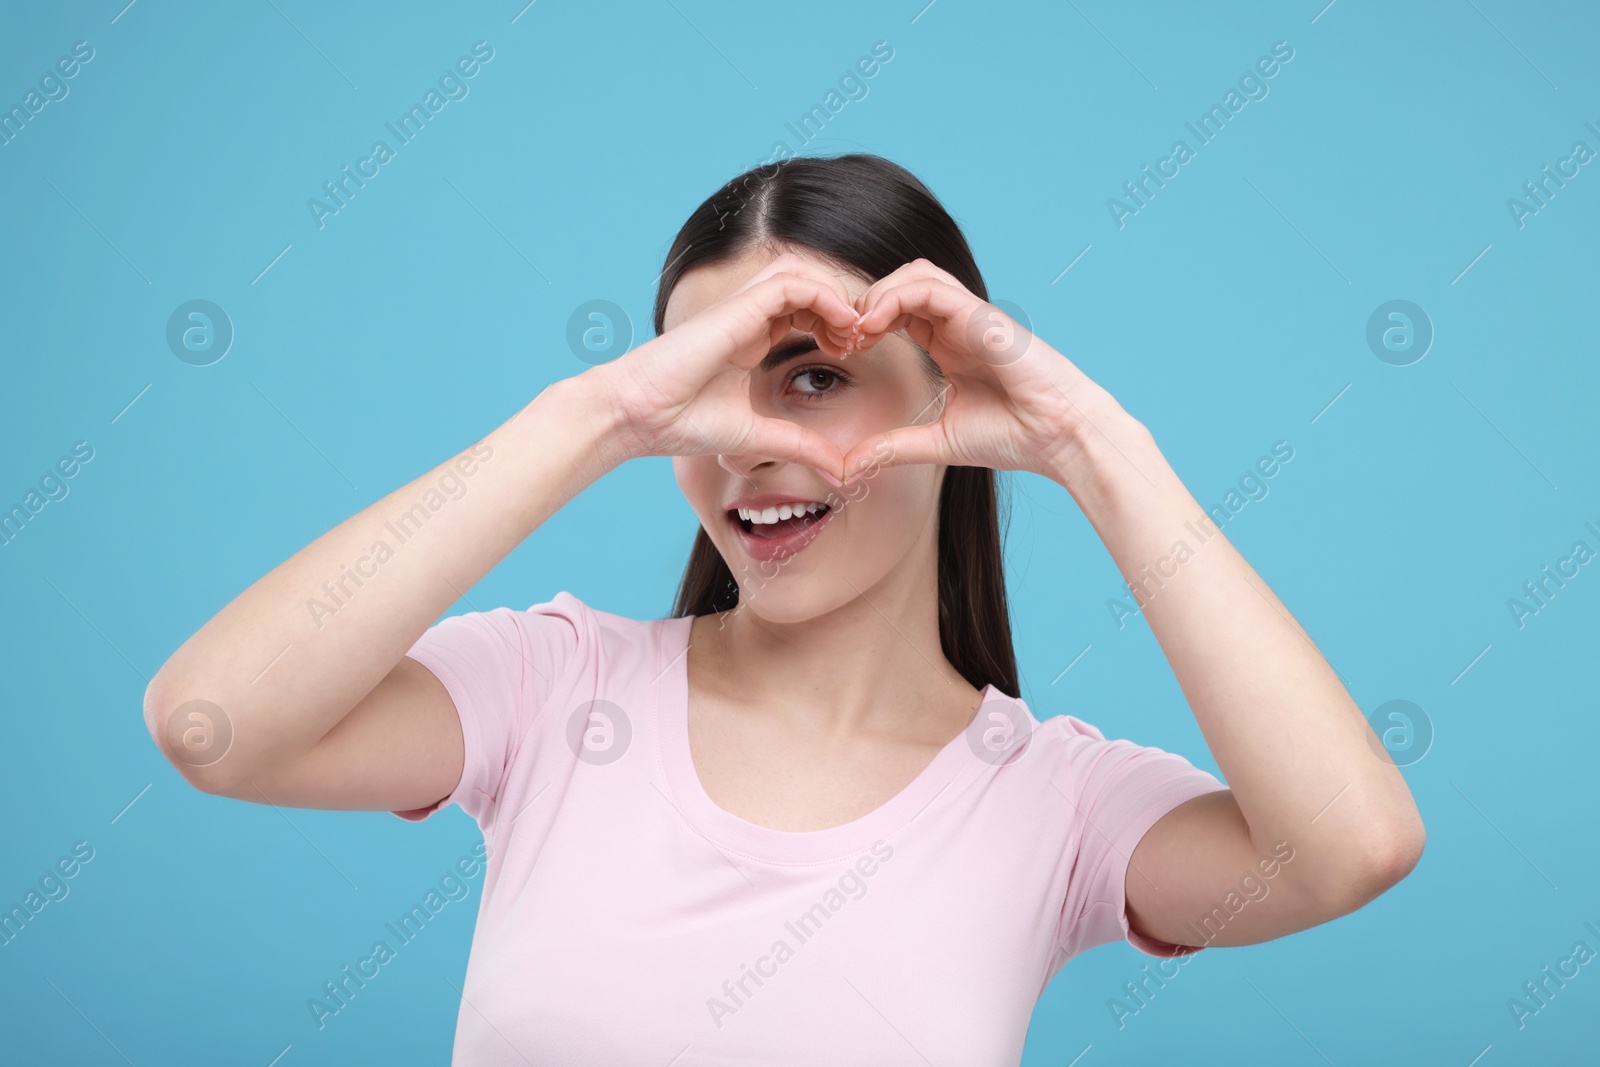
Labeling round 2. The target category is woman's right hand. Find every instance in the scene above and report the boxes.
[589,254,863,481]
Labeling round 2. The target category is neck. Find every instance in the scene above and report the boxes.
[690,543,978,744]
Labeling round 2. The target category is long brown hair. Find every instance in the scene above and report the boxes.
[659,154,1018,699]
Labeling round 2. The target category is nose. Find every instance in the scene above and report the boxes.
[717,452,780,479]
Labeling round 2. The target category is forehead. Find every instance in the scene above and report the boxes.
[661,246,871,332]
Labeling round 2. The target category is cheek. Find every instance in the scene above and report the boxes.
[846,463,941,538]
[806,391,920,455]
[673,456,722,520]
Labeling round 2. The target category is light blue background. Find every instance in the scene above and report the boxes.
[3,0,1597,1063]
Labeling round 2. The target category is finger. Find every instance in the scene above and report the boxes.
[779,307,855,359]
[749,255,919,359]
[839,423,950,482]
[741,414,848,484]
[862,282,1047,386]
[743,274,862,342]
[853,278,990,375]
[850,310,931,354]
[854,259,965,320]
[856,277,978,338]
[701,274,862,373]
[738,253,859,319]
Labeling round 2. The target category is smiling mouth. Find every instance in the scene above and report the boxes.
[726,502,834,562]
[732,502,830,539]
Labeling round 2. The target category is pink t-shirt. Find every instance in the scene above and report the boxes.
[394,592,1227,1065]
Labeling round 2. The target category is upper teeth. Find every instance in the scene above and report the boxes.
[738,502,827,524]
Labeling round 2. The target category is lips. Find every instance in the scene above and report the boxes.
[729,507,833,563]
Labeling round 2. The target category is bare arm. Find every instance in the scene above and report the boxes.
[1061,411,1425,947]
[142,372,624,810]
[840,259,1426,949]
[143,257,862,813]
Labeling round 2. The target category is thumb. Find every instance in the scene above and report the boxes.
[840,424,948,483]
[742,415,849,485]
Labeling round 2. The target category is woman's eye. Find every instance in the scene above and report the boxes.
[789,366,847,398]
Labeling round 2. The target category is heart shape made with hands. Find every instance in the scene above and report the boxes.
[816,268,1046,485]
[632,255,1062,486]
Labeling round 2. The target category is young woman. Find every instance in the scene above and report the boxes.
[146,155,1424,1064]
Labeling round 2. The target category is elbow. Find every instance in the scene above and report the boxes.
[1345,811,1426,905]
[142,675,237,796]
[1379,814,1427,885]
[140,675,170,754]
[1275,802,1425,919]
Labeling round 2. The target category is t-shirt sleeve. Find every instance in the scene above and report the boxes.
[389,592,583,826]
[1051,714,1229,961]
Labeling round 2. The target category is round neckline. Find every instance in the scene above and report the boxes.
[656,613,996,865]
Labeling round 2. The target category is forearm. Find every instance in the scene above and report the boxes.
[144,370,623,777]
[1054,405,1423,896]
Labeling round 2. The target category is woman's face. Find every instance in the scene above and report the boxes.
[667,246,947,625]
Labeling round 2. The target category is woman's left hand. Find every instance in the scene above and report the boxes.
[840,259,1132,487]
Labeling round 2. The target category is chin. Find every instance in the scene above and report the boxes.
[727,577,852,627]
[699,533,847,627]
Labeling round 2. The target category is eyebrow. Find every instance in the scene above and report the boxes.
[758,336,820,373]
